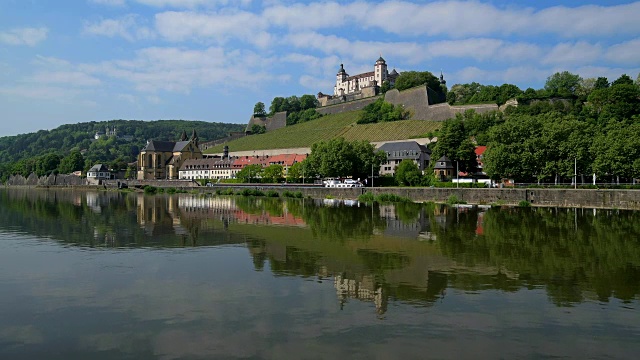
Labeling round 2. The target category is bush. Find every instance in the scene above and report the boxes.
[446,194,466,204]
[266,190,280,197]
[518,200,531,207]
[240,188,265,197]
[358,192,375,203]
[143,185,158,195]
[166,187,177,194]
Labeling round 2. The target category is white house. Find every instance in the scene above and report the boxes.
[87,164,111,185]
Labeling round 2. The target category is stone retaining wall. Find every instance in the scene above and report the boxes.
[197,186,640,210]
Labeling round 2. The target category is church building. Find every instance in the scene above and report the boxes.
[137,130,203,180]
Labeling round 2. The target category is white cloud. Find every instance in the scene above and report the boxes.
[27,71,102,87]
[0,27,48,46]
[298,75,334,91]
[542,42,603,66]
[117,93,138,103]
[83,15,155,41]
[81,46,274,93]
[135,0,251,8]
[285,32,540,64]
[89,0,126,6]
[605,38,640,65]
[154,10,269,47]
[0,85,85,102]
[258,1,640,38]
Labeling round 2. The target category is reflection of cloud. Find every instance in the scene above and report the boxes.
[0,325,44,346]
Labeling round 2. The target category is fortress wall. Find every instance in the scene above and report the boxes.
[421,103,456,121]
[246,111,287,133]
[451,103,499,115]
[385,87,434,120]
[268,112,287,131]
[316,96,380,116]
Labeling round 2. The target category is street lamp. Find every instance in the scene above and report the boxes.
[456,161,459,188]
[371,162,374,188]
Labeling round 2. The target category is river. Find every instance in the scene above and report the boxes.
[0,189,639,359]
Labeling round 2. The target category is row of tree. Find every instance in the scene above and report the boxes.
[253,94,323,128]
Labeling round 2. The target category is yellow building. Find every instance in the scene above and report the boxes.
[137,130,202,180]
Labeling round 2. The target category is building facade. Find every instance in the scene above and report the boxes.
[137,130,202,180]
[86,164,111,185]
[334,57,399,96]
[179,158,237,180]
[377,141,431,176]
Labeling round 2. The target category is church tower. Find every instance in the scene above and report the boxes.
[439,71,447,87]
[374,56,388,87]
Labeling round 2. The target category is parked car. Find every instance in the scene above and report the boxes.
[323,179,341,188]
[342,179,363,188]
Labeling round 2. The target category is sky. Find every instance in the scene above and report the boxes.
[1,0,639,137]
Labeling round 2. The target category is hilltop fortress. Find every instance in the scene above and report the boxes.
[245,57,499,134]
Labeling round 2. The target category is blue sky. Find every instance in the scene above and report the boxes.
[1,0,639,137]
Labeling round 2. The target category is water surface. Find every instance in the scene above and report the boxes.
[0,189,639,359]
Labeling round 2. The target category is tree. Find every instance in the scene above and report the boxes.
[251,124,266,134]
[591,122,640,181]
[357,98,409,124]
[380,80,392,94]
[431,117,477,174]
[286,161,303,183]
[262,164,283,183]
[58,150,85,174]
[395,159,422,186]
[594,77,610,89]
[587,84,640,121]
[299,94,318,110]
[306,138,385,180]
[544,71,582,97]
[269,97,286,115]
[394,71,446,103]
[612,74,634,86]
[36,153,61,176]
[253,102,266,117]
[236,164,263,183]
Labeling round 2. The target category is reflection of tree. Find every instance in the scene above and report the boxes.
[301,202,386,242]
[433,206,640,305]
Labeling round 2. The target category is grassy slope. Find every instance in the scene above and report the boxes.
[204,111,441,153]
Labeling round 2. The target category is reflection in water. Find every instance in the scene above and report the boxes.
[1,189,639,358]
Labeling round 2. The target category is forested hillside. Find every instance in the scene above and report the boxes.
[0,120,244,181]
[433,72,640,184]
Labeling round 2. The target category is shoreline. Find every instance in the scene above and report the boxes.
[4,184,640,210]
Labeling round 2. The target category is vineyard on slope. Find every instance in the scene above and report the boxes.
[204,111,442,153]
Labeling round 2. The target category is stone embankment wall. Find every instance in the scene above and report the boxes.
[5,174,85,186]
[198,186,640,210]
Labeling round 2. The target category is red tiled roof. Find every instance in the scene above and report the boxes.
[475,146,487,156]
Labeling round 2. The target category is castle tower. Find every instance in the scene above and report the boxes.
[374,56,387,87]
[334,64,348,96]
[180,130,188,141]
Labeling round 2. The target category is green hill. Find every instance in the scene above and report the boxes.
[0,119,244,180]
[204,111,441,153]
